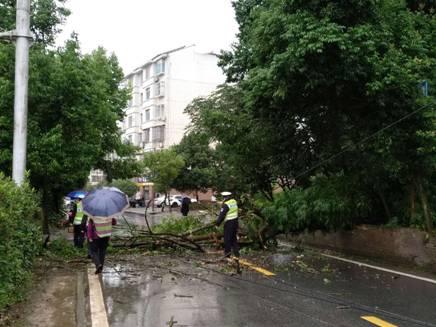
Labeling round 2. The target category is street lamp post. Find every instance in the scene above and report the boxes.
[0,0,32,185]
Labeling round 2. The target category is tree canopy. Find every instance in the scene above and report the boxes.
[186,0,435,230]
[143,149,185,195]
[0,0,139,229]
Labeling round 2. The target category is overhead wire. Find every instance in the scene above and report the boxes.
[293,103,434,181]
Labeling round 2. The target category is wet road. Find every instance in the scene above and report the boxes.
[99,251,436,327]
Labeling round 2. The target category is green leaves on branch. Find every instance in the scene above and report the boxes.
[188,0,435,229]
[1,1,137,226]
[0,173,41,310]
[143,149,185,194]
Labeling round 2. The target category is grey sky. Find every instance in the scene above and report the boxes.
[57,0,238,74]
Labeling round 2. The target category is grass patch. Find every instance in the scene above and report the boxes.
[44,238,87,261]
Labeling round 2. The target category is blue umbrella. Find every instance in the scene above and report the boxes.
[82,187,129,218]
[67,190,88,199]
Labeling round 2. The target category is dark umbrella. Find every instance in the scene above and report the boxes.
[82,187,129,218]
[67,190,88,199]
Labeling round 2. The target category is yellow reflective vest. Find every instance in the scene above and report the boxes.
[74,202,84,225]
[224,199,238,221]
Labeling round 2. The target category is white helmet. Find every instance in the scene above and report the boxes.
[221,191,232,196]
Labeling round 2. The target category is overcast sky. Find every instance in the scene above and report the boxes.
[57,0,239,74]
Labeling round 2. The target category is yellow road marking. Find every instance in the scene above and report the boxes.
[361,316,398,327]
[237,258,276,276]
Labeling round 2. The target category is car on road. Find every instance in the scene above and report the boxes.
[129,196,145,208]
[154,195,197,208]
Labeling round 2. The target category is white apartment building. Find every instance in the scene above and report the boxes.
[120,45,225,152]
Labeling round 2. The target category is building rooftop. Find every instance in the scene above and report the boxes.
[124,44,196,79]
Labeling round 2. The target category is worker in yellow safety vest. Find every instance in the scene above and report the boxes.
[216,192,240,259]
[69,198,87,248]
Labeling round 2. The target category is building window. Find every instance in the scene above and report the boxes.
[154,59,165,75]
[154,105,164,119]
[145,87,151,100]
[128,135,133,143]
[140,93,143,104]
[145,66,151,80]
[137,73,143,86]
[128,116,133,128]
[152,126,165,142]
[154,81,165,97]
[140,113,143,123]
[145,109,150,121]
[143,128,150,143]
[128,98,132,107]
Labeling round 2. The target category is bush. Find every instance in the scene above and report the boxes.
[45,238,86,260]
[0,173,41,310]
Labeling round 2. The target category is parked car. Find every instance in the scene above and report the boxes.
[129,196,145,208]
[154,195,197,208]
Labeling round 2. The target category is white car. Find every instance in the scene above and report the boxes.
[153,195,197,207]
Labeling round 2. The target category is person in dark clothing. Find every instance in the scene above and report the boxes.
[87,217,116,274]
[180,195,191,217]
[216,192,239,258]
[68,198,87,248]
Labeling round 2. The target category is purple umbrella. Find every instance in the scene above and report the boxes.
[82,187,129,218]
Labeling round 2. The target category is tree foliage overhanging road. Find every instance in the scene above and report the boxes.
[178,0,435,232]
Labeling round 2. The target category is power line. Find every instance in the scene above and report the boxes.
[294,103,434,181]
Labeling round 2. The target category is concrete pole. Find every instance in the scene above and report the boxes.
[12,0,32,185]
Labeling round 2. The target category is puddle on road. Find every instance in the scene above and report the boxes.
[100,255,296,327]
[101,259,224,327]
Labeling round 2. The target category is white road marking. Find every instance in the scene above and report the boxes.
[278,241,436,285]
[88,267,109,327]
[321,253,436,285]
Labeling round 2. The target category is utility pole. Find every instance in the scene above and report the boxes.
[0,0,33,185]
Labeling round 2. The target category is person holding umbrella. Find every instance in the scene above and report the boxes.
[83,187,129,274]
[87,216,116,274]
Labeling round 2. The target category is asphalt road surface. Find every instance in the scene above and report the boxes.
[97,251,436,327]
[18,211,436,327]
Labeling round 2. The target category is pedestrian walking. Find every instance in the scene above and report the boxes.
[82,187,129,274]
[216,191,240,259]
[69,198,87,248]
[180,195,191,217]
[87,217,116,274]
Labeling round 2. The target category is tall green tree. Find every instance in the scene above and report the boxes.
[193,0,435,228]
[0,1,138,231]
[143,148,185,202]
[172,131,217,194]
